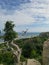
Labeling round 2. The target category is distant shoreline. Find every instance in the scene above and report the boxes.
[0,32,40,43]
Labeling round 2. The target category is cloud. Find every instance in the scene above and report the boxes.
[0,10,35,25]
[0,0,49,32]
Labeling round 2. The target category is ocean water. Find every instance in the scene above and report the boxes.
[0,32,40,42]
[18,32,40,38]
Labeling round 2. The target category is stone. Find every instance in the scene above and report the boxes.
[43,39,49,65]
[0,64,3,65]
[20,61,26,65]
[27,59,41,65]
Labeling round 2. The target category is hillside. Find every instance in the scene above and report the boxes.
[0,32,49,65]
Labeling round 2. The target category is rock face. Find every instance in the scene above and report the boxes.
[43,39,49,65]
[0,64,3,65]
[27,59,41,65]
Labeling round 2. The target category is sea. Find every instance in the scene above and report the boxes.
[0,32,40,43]
[18,32,40,38]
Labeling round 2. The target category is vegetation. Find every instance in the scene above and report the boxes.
[0,21,18,65]
[0,34,48,65]
[14,34,48,64]
[4,21,17,42]
[0,50,14,65]
[0,21,49,65]
[39,32,49,38]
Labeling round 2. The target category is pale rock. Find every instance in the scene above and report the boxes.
[43,39,49,65]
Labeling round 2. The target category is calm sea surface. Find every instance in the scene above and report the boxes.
[18,32,40,38]
[0,32,40,42]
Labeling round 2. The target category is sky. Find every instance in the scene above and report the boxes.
[0,0,49,32]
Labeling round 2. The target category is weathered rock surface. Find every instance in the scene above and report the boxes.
[43,39,49,65]
[27,59,41,65]
[0,64,3,65]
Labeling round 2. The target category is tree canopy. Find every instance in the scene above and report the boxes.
[4,21,17,42]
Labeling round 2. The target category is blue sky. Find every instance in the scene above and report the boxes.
[0,0,49,32]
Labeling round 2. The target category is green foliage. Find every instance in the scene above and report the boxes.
[22,42,32,58]
[0,50,14,65]
[15,34,48,64]
[39,32,49,38]
[4,21,17,42]
[20,55,26,62]
[30,50,37,58]
[0,32,49,65]
[3,51,14,65]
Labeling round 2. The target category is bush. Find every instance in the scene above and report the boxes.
[22,42,33,58]
[0,51,14,65]
[20,55,26,62]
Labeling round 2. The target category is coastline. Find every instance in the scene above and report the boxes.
[0,32,40,43]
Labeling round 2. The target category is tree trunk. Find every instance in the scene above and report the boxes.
[10,41,22,65]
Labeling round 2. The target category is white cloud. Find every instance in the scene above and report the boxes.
[19,1,49,24]
[0,10,35,26]
[0,0,49,32]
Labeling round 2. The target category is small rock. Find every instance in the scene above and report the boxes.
[27,59,41,65]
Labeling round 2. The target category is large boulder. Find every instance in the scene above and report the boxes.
[43,39,49,65]
[27,59,41,65]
